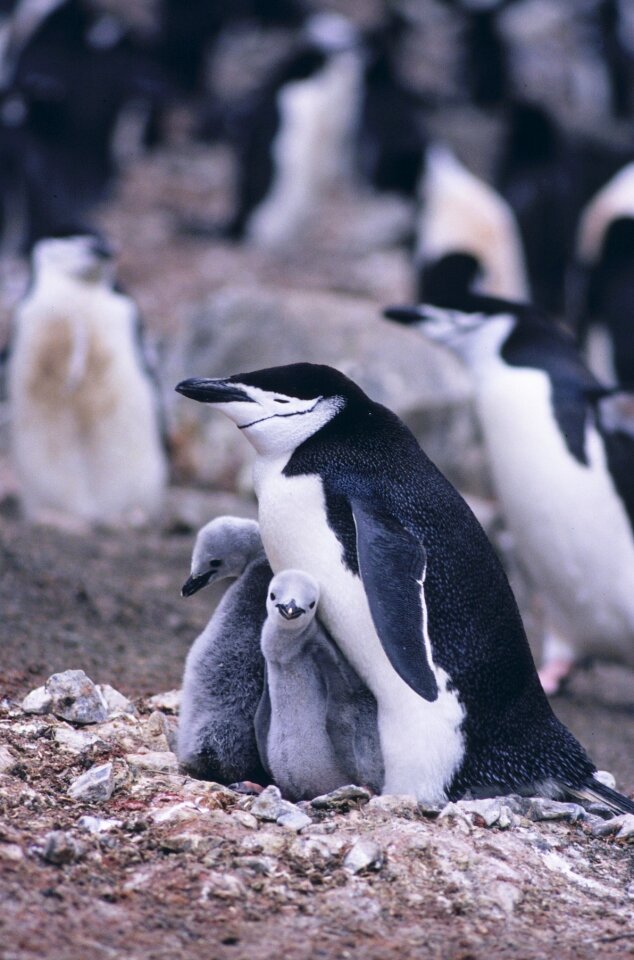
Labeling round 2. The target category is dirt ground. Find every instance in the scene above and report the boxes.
[1,139,634,960]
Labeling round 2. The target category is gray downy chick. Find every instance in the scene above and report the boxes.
[255,569,384,801]
[177,515,271,785]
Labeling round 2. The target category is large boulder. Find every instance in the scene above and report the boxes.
[169,285,490,497]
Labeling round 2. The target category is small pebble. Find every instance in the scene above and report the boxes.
[68,762,115,803]
[310,785,371,810]
[41,830,81,865]
[343,838,383,874]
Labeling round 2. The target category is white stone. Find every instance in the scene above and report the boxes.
[21,686,52,715]
[594,770,617,790]
[145,690,181,713]
[97,684,135,717]
[251,785,295,821]
[276,809,312,832]
[54,726,100,753]
[68,762,115,803]
[77,815,122,834]
[343,839,383,874]
[0,745,15,774]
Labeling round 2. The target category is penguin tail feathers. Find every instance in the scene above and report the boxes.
[565,778,634,816]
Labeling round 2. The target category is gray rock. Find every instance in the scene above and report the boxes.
[233,855,277,876]
[250,785,295,822]
[276,809,312,833]
[172,286,485,496]
[97,684,135,717]
[41,830,82,865]
[145,690,181,714]
[440,798,518,829]
[21,686,52,715]
[68,762,115,803]
[591,814,634,840]
[343,839,383,874]
[77,815,122,834]
[0,745,16,774]
[524,798,586,823]
[45,671,108,725]
[231,811,258,831]
[54,726,100,753]
[311,785,372,810]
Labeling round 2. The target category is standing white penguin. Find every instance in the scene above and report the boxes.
[571,162,634,385]
[384,294,634,696]
[176,362,634,813]
[7,231,167,525]
[415,145,530,304]
[177,516,271,787]
[255,569,383,801]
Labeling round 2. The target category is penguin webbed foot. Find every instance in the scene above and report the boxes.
[228,780,266,796]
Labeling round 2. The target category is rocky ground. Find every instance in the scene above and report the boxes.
[2,118,634,958]
[1,670,634,960]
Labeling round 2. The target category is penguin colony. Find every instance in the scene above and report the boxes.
[2,1,634,812]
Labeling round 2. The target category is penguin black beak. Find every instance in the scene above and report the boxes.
[175,378,255,404]
[181,570,214,597]
[276,601,305,621]
[383,305,424,325]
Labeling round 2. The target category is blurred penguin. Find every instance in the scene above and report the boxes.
[7,230,168,526]
[571,162,634,385]
[416,145,529,305]
[355,8,427,198]
[186,12,364,246]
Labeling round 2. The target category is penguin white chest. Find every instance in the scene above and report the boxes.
[475,365,634,656]
[253,456,465,803]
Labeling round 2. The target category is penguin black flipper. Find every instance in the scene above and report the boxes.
[351,498,438,702]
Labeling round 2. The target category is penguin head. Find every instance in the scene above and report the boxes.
[384,296,522,366]
[176,363,364,456]
[303,12,360,53]
[266,570,319,632]
[31,231,115,285]
[181,516,262,597]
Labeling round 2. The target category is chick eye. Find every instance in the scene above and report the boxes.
[209,559,222,569]
[273,398,290,404]
[309,601,315,609]
[270,592,276,600]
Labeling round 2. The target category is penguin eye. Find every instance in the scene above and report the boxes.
[273,398,290,404]
[209,559,222,569]
[270,592,276,601]
[309,601,315,609]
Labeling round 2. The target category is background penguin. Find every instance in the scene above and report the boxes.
[255,569,384,802]
[384,295,634,699]
[175,363,634,813]
[185,12,363,246]
[415,145,530,305]
[177,515,271,787]
[570,162,634,385]
[7,230,168,525]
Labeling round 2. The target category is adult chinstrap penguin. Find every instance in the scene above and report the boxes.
[175,362,634,814]
[255,569,383,801]
[384,295,634,702]
[7,230,168,525]
[177,516,271,787]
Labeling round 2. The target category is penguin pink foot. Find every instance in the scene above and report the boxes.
[538,658,575,696]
